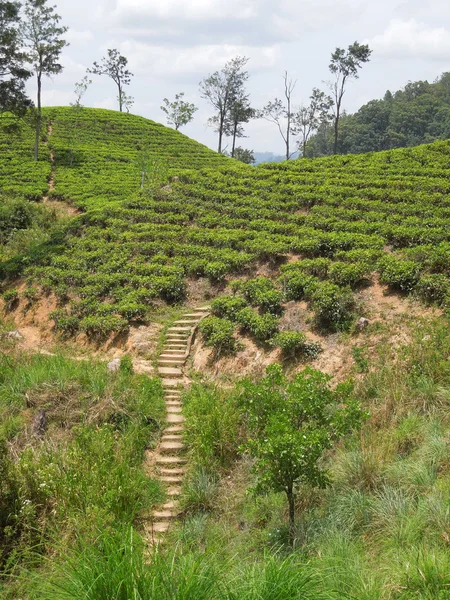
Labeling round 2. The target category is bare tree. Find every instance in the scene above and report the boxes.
[88,49,133,113]
[328,41,372,153]
[260,71,297,160]
[200,56,249,154]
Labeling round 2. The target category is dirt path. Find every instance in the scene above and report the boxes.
[42,123,80,217]
[142,306,210,546]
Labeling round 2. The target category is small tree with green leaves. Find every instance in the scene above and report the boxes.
[328,41,372,154]
[240,364,364,544]
[233,146,255,164]
[66,75,90,166]
[23,0,68,161]
[88,49,133,113]
[160,92,197,130]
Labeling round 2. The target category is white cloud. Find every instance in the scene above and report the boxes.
[369,19,450,60]
[65,29,94,46]
[118,41,281,78]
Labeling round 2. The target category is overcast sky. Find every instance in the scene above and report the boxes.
[30,0,450,154]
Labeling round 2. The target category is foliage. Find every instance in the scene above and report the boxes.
[232,146,255,164]
[88,49,133,113]
[200,55,249,153]
[239,364,363,542]
[199,316,239,356]
[379,256,421,292]
[236,307,279,343]
[310,282,355,330]
[308,72,450,156]
[271,331,322,360]
[0,0,32,115]
[2,288,18,310]
[161,92,198,130]
[23,0,68,160]
[328,41,372,153]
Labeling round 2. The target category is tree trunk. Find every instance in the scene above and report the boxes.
[333,99,341,154]
[118,82,122,112]
[231,121,238,157]
[286,488,295,546]
[218,114,224,154]
[34,72,42,162]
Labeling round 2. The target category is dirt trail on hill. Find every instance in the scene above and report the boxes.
[41,123,81,217]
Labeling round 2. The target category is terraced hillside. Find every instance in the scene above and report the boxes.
[2,109,449,341]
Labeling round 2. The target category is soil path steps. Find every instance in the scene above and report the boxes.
[145,306,210,545]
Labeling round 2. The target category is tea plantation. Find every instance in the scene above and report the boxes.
[1,107,450,339]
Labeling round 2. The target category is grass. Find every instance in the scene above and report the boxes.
[0,329,165,597]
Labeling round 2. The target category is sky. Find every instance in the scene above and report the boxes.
[29,0,450,155]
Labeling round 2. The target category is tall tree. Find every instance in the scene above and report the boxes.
[224,95,254,158]
[260,71,297,161]
[161,92,197,130]
[88,49,133,113]
[328,41,372,154]
[200,55,249,154]
[0,1,32,116]
[295,88,333,157]
[23,0,68,161]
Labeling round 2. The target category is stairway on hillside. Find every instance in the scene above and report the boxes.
[145,305,210,545]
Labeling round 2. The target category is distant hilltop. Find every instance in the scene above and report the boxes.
[253,151,300,164]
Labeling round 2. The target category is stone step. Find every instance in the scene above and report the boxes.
[160,467,186,476]
[166,406,182,414]
[164,343,187,349]
[167,413,184,424]
[162,433,183,442]
[165,425,184,433]
[160,351,187,357]
[158,367,183,377]
[160,441,185,453]
[194,306,210,311]
[161,475,184,484]
[158,359,185,367]
[167,326,192,332]
[174,320,198,325]
[161,379,183,388]
[167,486,181,497]
[151,521,171,533]
[162,500,178,510]
[166,403,182,409]
[166,333,188,338]
[153,510,176,520]
[156,455,187,465]
[165,391,182,396]
[182,313,207,318]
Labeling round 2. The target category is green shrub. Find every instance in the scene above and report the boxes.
[310,282,355,331]
[271,331,322,360]
[378,256,421,292]
[118,301,148,320]
[79,315,129,339]
[2,289,19,311]
[211,296,248,320]
[282,273,318,301]
[50,310,80,335]
[241,277,283,314]
[328,261,370,288]
[198,316,238,355]
[23,286,39,302]
[415,274,450,306]
[204,261,228,283]
[236,307,279,343]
